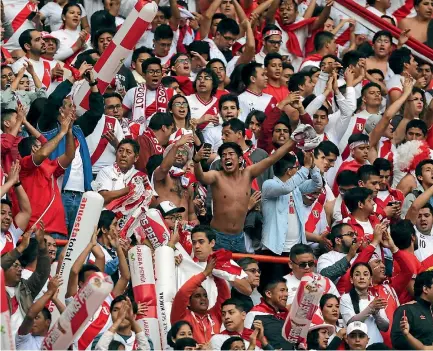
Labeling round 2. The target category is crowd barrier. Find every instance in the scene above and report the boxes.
[52,240,291,263]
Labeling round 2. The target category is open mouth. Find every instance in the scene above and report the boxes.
[225,160,233,168]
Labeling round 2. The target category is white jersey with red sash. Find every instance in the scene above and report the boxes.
[72,294,114,350]
[50,29,91,66]
[378,137,393,159]
[186,93,219,131]
[0,222,23,255]
[375,188,404,220]
[11,56,56,93]
[238,89,278,123]
[123,85,174,125]
[338,110,380,161]
[304,188,329,233]
[2,0,37,50]
[93,163,156,231]
[86,115,125,174]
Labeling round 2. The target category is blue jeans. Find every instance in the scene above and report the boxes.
[213,229,247,253]
[61,190,83,236]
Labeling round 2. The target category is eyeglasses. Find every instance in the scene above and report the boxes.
[292,260,315,269]
[1,73,14,79]
[165,214,182,221]
[11,262,23,270]
[244,268,261,274]
[266,39,282,46]
[176,58,191,64]
[197,75,212,81]
[145,69,162,76]
[106,104,122,110]
[173,102,188,108]
[340,232,357,238]
[176,149,189,156]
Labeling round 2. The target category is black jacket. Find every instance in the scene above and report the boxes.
[391,297,433,350]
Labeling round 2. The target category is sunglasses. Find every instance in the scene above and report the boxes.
[292,260,315,269]
[340,232,357,238]
[245,268,261,274]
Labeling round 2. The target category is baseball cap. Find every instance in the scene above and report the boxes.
[41,32,60,47]
[347,321,368,336]
[157,201,185,217]
[309,311,335,335]
[364,114,383,134]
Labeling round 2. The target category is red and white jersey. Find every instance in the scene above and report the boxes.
[186,94,219,132]
[238,90,277,123]
[2,0,36,51]
[73,294,114,350]
[88,244,115,266]
[386,74,403,95]
[0,222,23,255]
[122,86,175,123]
[50,28,91,64]
[11,56,58,94]
[415,232,433,263]
[86,115,125,174]
[337,109,377,159]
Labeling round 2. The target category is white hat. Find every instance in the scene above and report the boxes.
[364,114,383,134]
[347,321,368,336]
[309,311,335,335]
[156,201,185,217]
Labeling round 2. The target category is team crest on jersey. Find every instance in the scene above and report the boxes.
[312,210,319,218]
[101,306,109,315]
[106,122,113,130]
[5,234,12,242]
[356,123,364,131]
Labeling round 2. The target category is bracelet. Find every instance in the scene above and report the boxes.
[13,182,22,188]
[89,81,98,87]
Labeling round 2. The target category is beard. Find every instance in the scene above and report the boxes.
[173,161,186,169]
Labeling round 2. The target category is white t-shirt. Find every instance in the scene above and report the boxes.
[355,218,373,236]
[15,333,44,350]
[377,190,390,202]
[340,293,387,346]
[283,272,340,305]
[317,251,356,283]
[63,146,85,192]
[237,90,276,122]
[386,74,403,94]
[40,2,86,31]
[283,194,300,252]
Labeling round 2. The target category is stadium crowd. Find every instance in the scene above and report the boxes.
[1,0,433,349]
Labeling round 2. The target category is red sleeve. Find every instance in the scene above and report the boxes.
[336,244,376,294]
[135,136,153,173]
[171,273,206,323]
[209,276,231,317]
[300,113,313,126]
[37,135,48,145]
[1,134,17,150]
[175,76,194,96]
[258,105,281,154]
[391,250,418,298]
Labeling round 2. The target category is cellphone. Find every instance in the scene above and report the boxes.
[387,201,400,206]
[203,143,212,150]
[84,71,91,80]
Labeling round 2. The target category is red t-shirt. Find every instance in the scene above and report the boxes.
[263,84,290,103]
[18,156,68,235]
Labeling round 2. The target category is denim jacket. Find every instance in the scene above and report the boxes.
[261,166,323,255]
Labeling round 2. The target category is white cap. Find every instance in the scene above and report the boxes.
[347,321,368,336]
[157,201,185,217]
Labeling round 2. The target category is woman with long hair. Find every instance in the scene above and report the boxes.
[320,294,346,349]
[51,3,91,64]
[39,0,89,32]
[340,262,389,347]
[166,320,194,349]
[168,94,192,130]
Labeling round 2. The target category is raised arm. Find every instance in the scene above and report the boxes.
[406,185,433,224]
[26,60,43,89]
[193,146,219,185]
[58,121,77,169]
[264,0,279,24]
[199,0,222,39]
[248,137,295,179]
[110,234,131,297]
[33,114,71,166]
[311,0,333,31]
[13,182,31,232]
[169,0,181,30]
[18,275,62,336]
[66,227,99,298]
[153,134,194,182]
[235,19,255,66]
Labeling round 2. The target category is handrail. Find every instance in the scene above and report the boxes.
[334,0,433,65]
[53,239,291,263]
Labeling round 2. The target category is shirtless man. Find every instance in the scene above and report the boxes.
[152,133,199,224]
[193,132,301,253]
[398,0,432,45]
